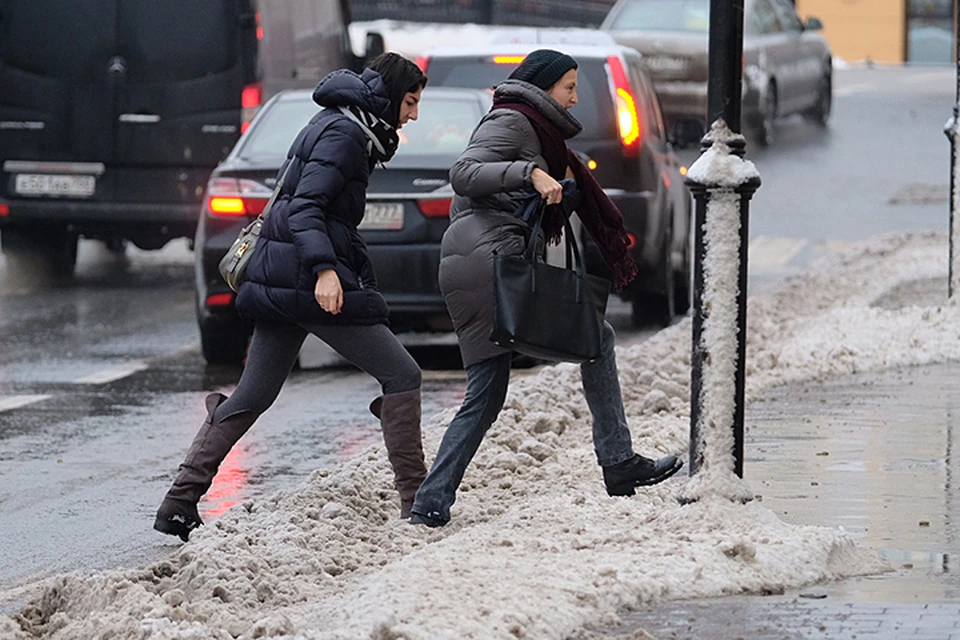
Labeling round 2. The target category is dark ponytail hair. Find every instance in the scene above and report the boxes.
[367,52,428,128]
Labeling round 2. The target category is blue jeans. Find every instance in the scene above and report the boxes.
[411,321,635,523]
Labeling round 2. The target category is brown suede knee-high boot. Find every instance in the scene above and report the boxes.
[154,393,257,541]
[370,389,427,518]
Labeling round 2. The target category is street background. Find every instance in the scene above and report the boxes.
[0,58,956,640]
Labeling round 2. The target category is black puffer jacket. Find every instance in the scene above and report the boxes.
[235,69,391,326]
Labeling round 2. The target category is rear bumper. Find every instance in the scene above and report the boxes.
[197,233,448,322]
[582,189,664,296]
[0,198,199,238]
[655,80,763,136]
[367,243,446,315]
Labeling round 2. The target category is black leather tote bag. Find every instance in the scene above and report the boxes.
[490,201,611,363]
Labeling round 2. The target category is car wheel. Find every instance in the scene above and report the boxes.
[756,84,777,147]
[1,227,77,278]
[200,320,250,366]
[808,74,832,127]
[631,220,676,328]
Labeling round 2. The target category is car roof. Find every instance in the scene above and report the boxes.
[273,85,492,103]
[422,42,639,60]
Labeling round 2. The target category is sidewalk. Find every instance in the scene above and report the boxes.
[581,280,960,639]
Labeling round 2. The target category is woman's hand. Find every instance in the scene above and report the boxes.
[531,168,563,205]
[315,269,343,315]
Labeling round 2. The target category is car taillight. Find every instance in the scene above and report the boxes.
[206,293,235,307]
[255,11,263,40]
[0,203,9,217]
[417,198,452,218]
[241,82,262,134]
[607,56,642,158]
[416,56,430,72]
[205,177,272,217]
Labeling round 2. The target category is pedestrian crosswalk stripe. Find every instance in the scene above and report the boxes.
[748,236,808,271]
[0,395,51,413]
[73,361,149,385]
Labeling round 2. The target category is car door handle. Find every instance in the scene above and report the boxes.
[118,114,161,124]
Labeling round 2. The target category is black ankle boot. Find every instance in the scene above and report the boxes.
[409,511,447,528]
[154,499,203,542]
[603,454,684,496]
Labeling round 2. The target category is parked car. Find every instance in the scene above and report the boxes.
[196,86,492,364]
[600,0,833,146]
[0,0,383,276]
[418,42,692,327]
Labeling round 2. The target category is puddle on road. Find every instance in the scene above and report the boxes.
[748,361,960,601]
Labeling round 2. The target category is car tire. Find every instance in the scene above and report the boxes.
[807,73,832,127]
[200,319,250,366]
[756,83,777,147]
[1,227,78,278]
[631,220,676,328]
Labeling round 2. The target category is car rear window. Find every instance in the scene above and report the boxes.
[607,0,710,32]
[239,95,487,161]
[425,57,615,140]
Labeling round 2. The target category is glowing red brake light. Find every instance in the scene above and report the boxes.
[417,198,452,218]
[241,82,262,134]
[242,84,262,109]
[206,177,272,217]
[607,56,642,157]
[206,293,235,307]
[0,203,9,217]
[416,56,430,72]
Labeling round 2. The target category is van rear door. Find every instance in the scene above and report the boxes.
[0,0,256,219]
[0,0,118,167]
[112,0,257,204]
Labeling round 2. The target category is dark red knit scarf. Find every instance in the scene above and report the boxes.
[492,97,638,292]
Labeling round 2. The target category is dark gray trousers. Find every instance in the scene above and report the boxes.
[213,321,422,423]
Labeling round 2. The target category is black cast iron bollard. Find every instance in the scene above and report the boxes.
[681,0,761,502]
[944,19,960,298]
[685,123,760,488]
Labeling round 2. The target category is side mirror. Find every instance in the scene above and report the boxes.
[365,32,385,60]
[805,17,823,31]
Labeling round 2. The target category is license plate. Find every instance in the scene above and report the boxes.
[359,202,404,230]
[14,173,96,197]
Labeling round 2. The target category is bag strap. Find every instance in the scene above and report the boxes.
[256,160,293,222]
[523,200,584,279]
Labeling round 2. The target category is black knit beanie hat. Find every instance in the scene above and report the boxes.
[508,49,578,91]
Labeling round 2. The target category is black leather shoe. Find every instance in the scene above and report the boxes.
[154,500,203,542]
[408,511,448,528]
[603,454,684,496]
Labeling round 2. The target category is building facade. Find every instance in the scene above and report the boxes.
[796,0,955,64]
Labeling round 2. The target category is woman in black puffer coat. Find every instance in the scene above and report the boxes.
[154,54,429,542]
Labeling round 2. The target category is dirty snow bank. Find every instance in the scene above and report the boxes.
[7,231,955,639]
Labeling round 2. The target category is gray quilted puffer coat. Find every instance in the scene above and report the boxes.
[441,80,582,367]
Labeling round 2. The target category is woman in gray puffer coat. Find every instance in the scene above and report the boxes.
[409,50,683,528]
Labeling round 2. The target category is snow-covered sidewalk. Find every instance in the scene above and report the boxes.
[4,230,957,640]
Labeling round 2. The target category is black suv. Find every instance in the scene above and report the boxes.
[418,41,693,325]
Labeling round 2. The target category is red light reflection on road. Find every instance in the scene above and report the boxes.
[202,446,249,518]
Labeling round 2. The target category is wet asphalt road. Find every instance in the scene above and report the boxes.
[0,65,953,612]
